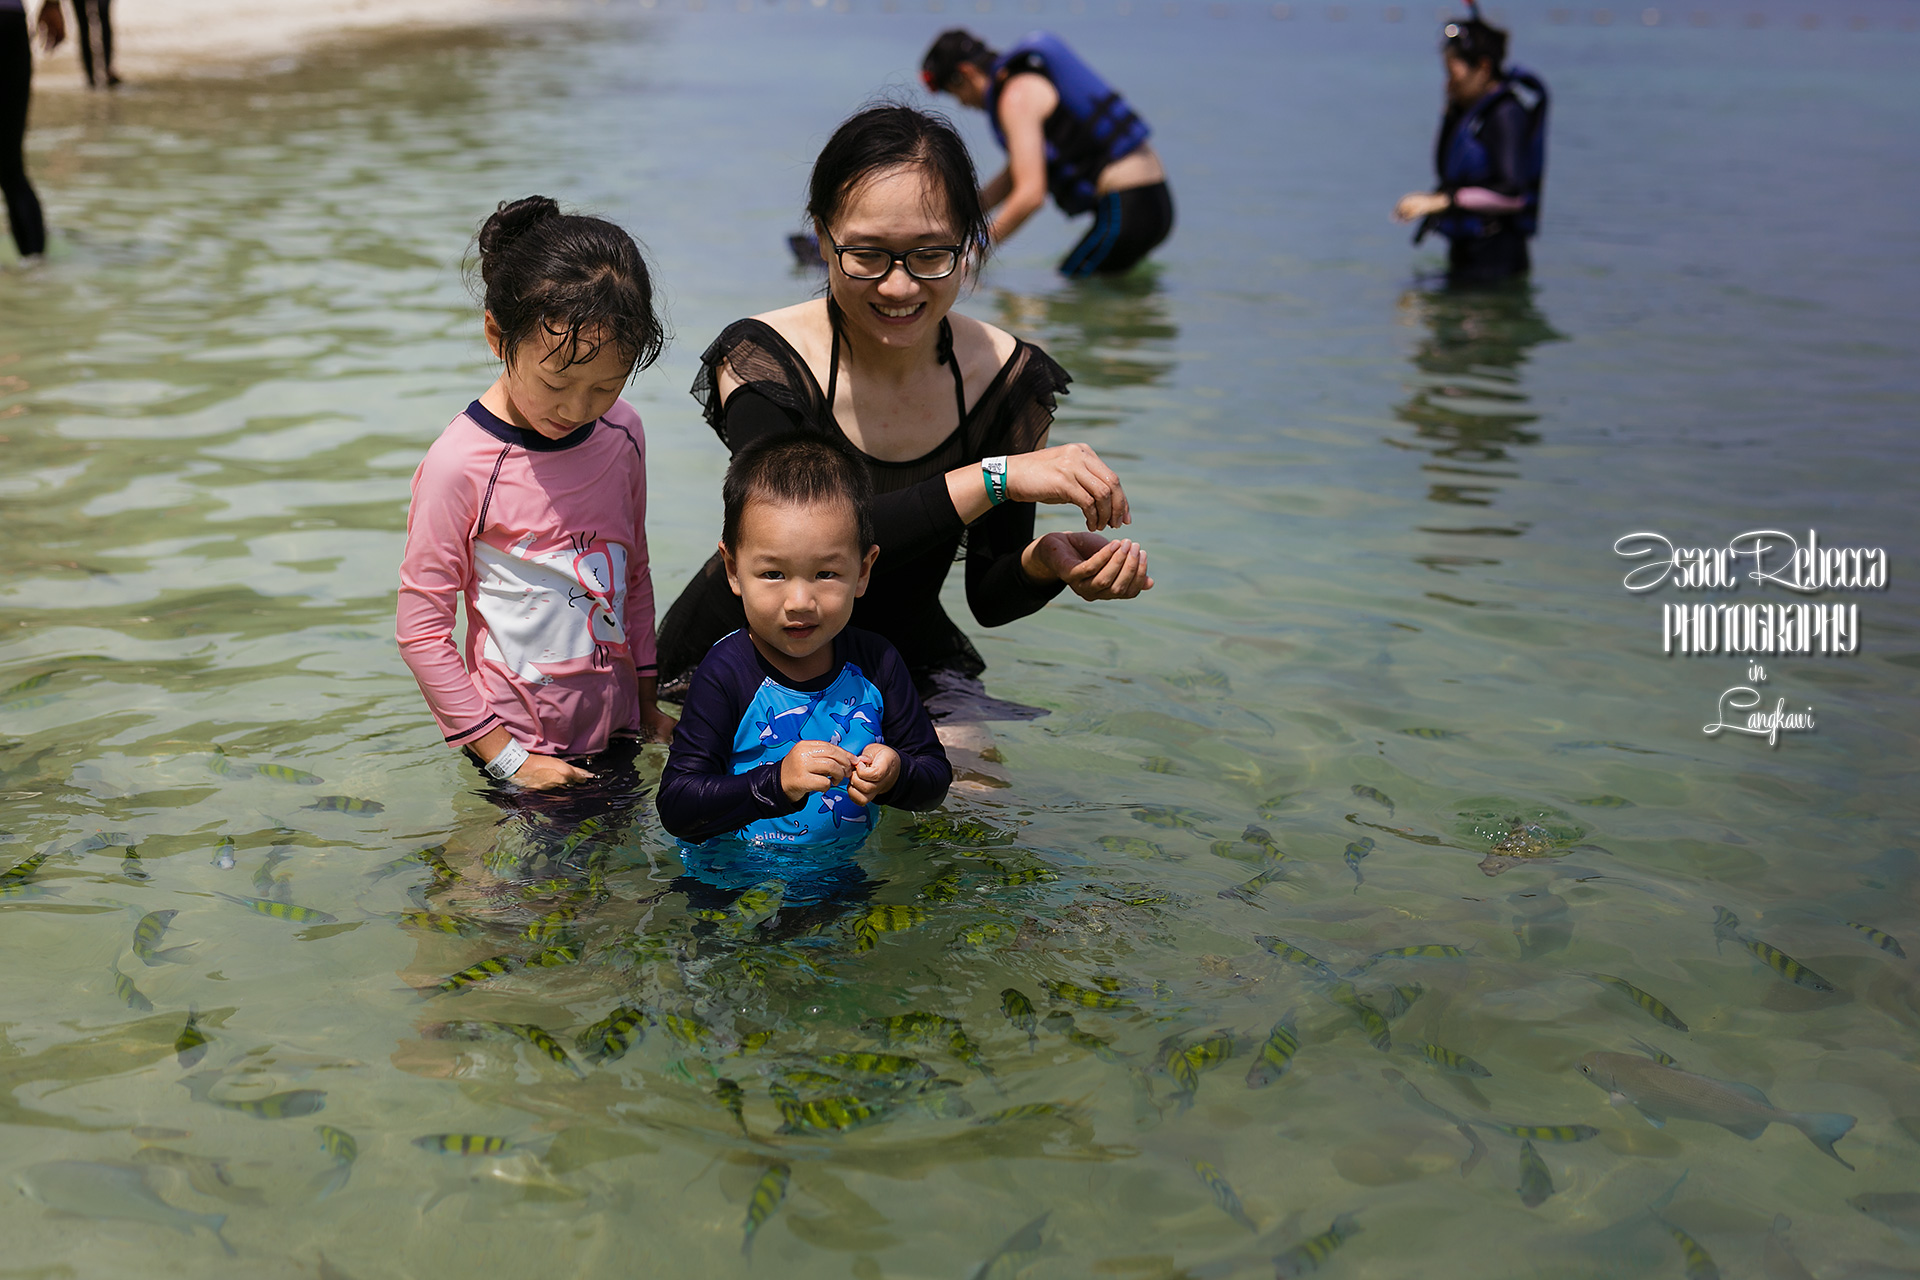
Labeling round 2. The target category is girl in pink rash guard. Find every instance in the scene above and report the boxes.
[397,196,675,791]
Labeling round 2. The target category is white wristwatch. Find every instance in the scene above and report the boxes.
[484,738,531,780]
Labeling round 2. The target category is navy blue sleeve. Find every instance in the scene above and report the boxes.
[1479,96,1531,197]
[657,639,806,842]
[863,636,953,811]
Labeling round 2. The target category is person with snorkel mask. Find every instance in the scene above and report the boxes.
[921,29,1172,278]
[1393,4,1549,285]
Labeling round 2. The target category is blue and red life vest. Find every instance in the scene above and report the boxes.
[984,32,1151,217]
[1422,67,1549,243]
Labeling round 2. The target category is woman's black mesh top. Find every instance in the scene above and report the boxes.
[655,311,1072,696]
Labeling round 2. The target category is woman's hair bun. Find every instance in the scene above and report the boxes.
[478,195,562,261]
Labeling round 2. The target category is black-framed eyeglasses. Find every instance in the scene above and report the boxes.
[830,243,966,281]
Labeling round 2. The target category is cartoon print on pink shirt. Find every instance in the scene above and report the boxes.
[473,530,630,685]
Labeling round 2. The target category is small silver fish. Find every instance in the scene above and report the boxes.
[1577,1051,1854,1169]
[18,1161,233,1254]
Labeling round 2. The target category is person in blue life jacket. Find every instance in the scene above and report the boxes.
[922,29,1172,278]
[1393,6,1548,286]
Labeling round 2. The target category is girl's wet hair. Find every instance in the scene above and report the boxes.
[807,104,989,261]
[1443,14,1508,69]
[722,435,875,554]
[472,195,667,374]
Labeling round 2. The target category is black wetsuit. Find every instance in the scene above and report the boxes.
[656,308,1071,719]
[1,4,46,258]
[1434,90,1534,284]
[1061,182,1175,279]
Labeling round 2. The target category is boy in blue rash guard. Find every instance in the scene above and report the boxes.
[659,436,951,846]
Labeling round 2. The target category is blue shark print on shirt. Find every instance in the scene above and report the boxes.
[756,703,814,748]
[728,664,885,846]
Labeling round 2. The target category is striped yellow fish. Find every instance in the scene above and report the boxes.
[0,670,55,697]
[554,817,605,861]
[316,1124,357,1164]
[1483,1121,1599,1143]
[175,1008,209,1069]
[1343,838,1374,889]
[1132,805,1209,830]
[0,848,51,884]
[660,1012,715,1049]
[1219,865,1286,906]
[1410,1041,1490,1078]
[1660,1218,1721,1280]
[947,1027,995,1080]
[132,909,192,966]
[394,911,478,935]
[1630,1037,1679,1067]
[111,966,153,1012]
[1400,727,1465,739]
[1274,1212,1362,1277]
[207,745,250,778]
[917,870,964,903]
[1740,936,1834,993]
[1140,756,1179,773]
[1254,936,1342,981]
[732,1029,776,1057]
[951,921,1017,949]
[774,1091,889,1134]
[1380,983,1425,1019]
[976,1103,1074,1125]
[192,1084,326,1120]
[817,1051,935,1081]
[862,1011,958,1047]
[311,1123,357,1200]
[1590,974,1689,1031]
[1245,1014,1300,1088]
[1573,794,1634,807]
[1000,988,1037,1050]
[1096,835,1168,859]
[1042,979,1134,1010]
[995,866,1060,887]
[777,1068,843,1090]
[1711,906,1741,951]
[413,1133,514,1156]
[213,892,337,924]
[1845,921,1906,958]
[1327,984,1392,1052]
[1350,785,1394,813]
[714,1077,748,1136]
[849,903,930,951]
[255,763,323,785]
[526,941,581,967]
[1062,1024,1126,1064]
[1515,1139,1554,1208]
[501,1022,585,1078]
[519,907,579,945]
[1189,1159,1257,1232]
[305,795,384,814]
[430,954,519,995]
[740,1162,790,1257]
[1354,943,1471,973]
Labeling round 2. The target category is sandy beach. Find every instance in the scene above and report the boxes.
[28,0,551,88]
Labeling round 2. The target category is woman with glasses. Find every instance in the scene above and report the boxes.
[656,104,1151,740]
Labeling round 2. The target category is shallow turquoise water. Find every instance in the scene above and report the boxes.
[2,4,1918,1277]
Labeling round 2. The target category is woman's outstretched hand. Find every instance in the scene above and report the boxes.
[1007,443,1131,531]
[1024,531,1154,601]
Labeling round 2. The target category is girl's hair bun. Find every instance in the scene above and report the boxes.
[477,195,562,268]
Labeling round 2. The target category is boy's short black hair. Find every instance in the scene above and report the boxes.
[921,29,997,93]
[722,435,875,554]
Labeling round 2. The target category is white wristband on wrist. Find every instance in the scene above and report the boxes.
[484,738,531,780]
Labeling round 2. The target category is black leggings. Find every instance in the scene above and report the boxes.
[1,10,45,258]
[1059,181,1174,278]
[73,0,113,86]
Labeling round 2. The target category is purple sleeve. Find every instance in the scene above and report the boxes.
[868,641,953,811]
[1454,187,1528,214]
[657,643,805,842]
